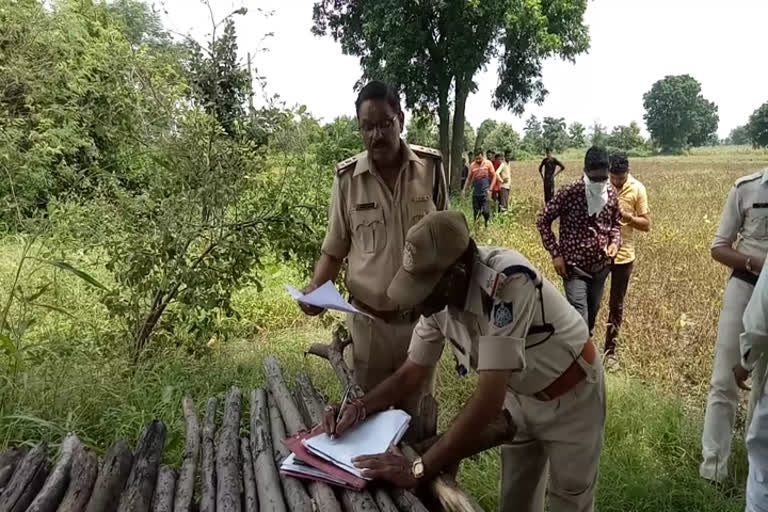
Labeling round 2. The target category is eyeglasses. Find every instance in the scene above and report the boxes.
[360,115,398,135]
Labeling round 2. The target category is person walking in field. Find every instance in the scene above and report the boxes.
[701,169,768,483]
[323,210,605,512]
[463,149,497,228]
[298,80,448,422]
[536,146,621,337]
[539,148,565,203]
[490,150,513,212]
[734,253,768,512]
[602,153,651,370]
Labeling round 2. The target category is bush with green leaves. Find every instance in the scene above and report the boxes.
[748,102,768,148]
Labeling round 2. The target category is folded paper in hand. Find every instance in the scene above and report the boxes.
[285,281,373,318]
[280,409,411,489]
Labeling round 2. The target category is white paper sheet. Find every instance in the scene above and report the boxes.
[302,409,411,480]
[280,454,350,486]
[285,281,373,318]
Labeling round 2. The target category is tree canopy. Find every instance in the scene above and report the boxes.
[748,102,768,148]
[642,74,719,153]
[312,0,589,190]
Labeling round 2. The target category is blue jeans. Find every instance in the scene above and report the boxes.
[563,266,610,336]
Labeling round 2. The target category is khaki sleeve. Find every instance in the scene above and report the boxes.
[712,186,743,250]
[636,182,650,216]
[320,176,351,259]
[477,277,537,372]
[741,254,768,370]
[408,314,446,367]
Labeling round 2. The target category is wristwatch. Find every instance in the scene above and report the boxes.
[411,457,425,479]
[746,257,754,273]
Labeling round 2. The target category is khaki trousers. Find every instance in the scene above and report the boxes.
[700,276,767,481]
[499,356,605,512]
[346,313,436,418]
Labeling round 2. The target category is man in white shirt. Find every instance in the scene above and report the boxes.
[735,255,768,511]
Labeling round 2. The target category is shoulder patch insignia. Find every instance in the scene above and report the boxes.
[735,171,763,188]
[492,302,514,328]
[409,144,443,160]
[335,150,367,175]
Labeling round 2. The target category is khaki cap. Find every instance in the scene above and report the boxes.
[387,210,471,307]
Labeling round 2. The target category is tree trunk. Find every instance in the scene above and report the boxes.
[450,78,470,193]
[266,391,313,512]
[249,388,287,512]
[370,489,398,512]
[85,440,133,512]
[262,356,343,512]
[27,433,79,512]
[0,446,25,490]
[200,398,217,512]
[118,420,167,512]
[239,438,258,512]
[437,81,452,183]
[174,397,200,512]
[216,388,242,512]
[0,442,49,512]
[58,445,99,512]
[150,466,177,512]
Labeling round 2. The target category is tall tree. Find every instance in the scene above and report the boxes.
[642,74,719,153]
[607,122,645,150]
[484,123,521,156]
[728,124,751,146]
[589,122,608,148]
[312,0,589,190]
[463,121,476,155]
[542,117,568,152]
[475,119,499,153]
[522,115,544,154]
[568,122,587,148]
[748,102,768,148]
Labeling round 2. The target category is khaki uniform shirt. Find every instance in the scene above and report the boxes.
[614,174,649,265]
[407,247,589,396]
[321,142,448,311]
[712,169,768,263]
[741,254,768,372]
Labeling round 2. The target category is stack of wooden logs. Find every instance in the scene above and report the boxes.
[0,352,482,512]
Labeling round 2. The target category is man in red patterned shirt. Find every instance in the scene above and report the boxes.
[536,146,622,336]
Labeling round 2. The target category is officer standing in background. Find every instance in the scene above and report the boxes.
[701,169,768,483]
[323,211,605,512]
[299,81,448,420]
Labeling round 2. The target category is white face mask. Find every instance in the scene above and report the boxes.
[583,174,609,216]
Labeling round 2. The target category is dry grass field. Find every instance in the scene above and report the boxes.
[3,149,768,510]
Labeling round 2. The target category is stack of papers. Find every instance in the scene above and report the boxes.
[280,409,411,489]
[285,281,374,318]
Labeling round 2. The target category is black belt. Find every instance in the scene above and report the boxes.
[350,298,419,323]
[731,269,759,286]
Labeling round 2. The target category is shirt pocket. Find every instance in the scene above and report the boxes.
[406,196,436,228]
[745,208,768,239]
[350,207,387,254]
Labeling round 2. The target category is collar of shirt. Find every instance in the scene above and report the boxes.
[352,140,423,177]
[462,255,506,317]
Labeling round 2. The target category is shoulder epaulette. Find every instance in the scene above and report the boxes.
[409,144,443,160]
[335,150,367,175]
[735,172,763,188]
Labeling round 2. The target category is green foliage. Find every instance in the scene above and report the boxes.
[483,123,520,156]
[748,102,768,148]
[463,121,476,155]
[475,120,499,153]
[542,117,568,153]
[589,122,609,148]
[727,125,751,146]
[643,75,719,153]
[607,122,646,151]
[406,113,439,148]
[568,122,587,148]
[522,115,544,154]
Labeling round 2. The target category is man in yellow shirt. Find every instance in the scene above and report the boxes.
[491,150,513,211]
[604,153,651,369]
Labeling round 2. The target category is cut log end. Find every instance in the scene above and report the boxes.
[85,440,133,512]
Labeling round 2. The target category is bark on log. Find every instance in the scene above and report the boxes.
[250,389,286,512]
[293,372,380,512]
[370,489,398,512]
[150,465,176,512]
[262,356,342,512]
[239,438,258,512]
[27,434,79,512]
[85,440,133,512]
[406,395,437,445]
[266,392,313,512]
[306,336,483,512]
[216,387,242,512]
[117,420,167,512]
[0,446,25,490]
[0,442,49,512]
[174,397,200,512]
[200,398,217,512]
[388,489,428,512]
[58,445,99,512]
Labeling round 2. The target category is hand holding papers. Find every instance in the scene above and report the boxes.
[286,281,373,318]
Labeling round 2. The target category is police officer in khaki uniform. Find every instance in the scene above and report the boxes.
[300,81,447,418]
[701,169,768,482]
[322,211,605,512]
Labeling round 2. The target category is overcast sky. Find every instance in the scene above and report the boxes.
[160,0,768,138]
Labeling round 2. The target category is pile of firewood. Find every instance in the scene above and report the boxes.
[0,350,484,512]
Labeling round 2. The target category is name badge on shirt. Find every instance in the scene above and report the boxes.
[753,203,768,209]
[354,202,376,211]
[412,195,430,202]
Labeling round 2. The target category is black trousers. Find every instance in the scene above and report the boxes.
[544,177,555,203]
[605,261,634,355]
